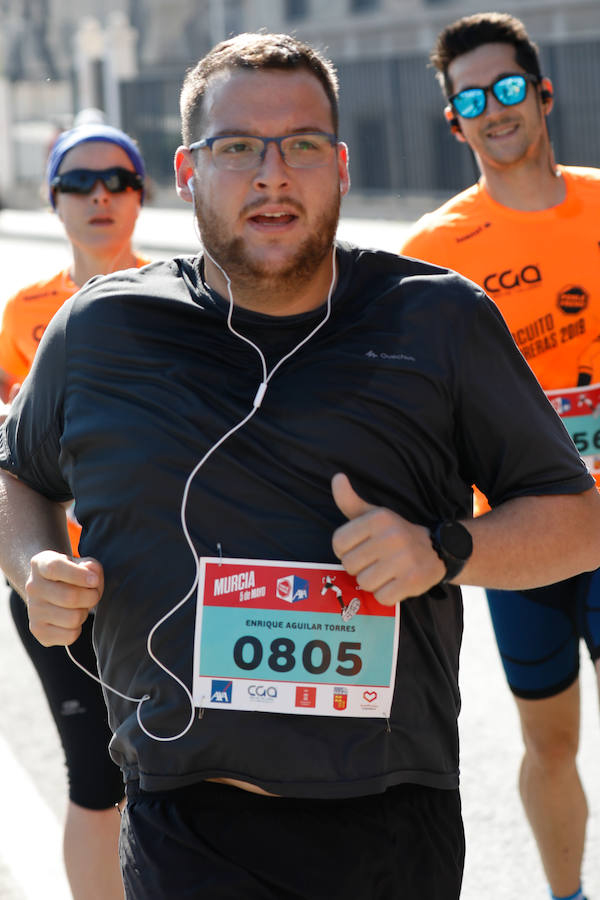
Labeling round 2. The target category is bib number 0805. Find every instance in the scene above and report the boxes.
[233,636,362,677]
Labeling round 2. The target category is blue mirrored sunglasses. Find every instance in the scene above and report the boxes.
[449,73,539,119]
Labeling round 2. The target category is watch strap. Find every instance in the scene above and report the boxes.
[429,521,472,584]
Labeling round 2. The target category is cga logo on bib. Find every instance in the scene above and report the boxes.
[248,685,278,700]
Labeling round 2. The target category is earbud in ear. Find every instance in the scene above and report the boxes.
[540,77,553,104]
[444,106,462,137]
[187,176,195,196]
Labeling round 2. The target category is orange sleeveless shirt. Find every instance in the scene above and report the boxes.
[401,166,600,506]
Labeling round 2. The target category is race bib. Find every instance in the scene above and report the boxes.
[192,558,400,718]
[547,382,600,475]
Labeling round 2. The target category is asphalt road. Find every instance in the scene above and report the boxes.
[0,212,598,899]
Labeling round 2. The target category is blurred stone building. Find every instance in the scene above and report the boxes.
[1,0,599,206]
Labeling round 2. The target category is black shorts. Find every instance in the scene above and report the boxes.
[10,589,124,809]
[120,779,464,899]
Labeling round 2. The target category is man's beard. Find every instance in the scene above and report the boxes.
[196,190,340,294]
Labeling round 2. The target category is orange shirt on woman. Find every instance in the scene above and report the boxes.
[0,257,150,550]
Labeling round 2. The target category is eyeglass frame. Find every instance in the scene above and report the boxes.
[448,72,540,119]
[188,131,339,170]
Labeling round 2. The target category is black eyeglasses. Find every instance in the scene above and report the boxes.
[50,167,144,195]
[449,73,539,119]
[188,132,338,170]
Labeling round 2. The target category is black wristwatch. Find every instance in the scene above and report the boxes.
[429,521,473,583]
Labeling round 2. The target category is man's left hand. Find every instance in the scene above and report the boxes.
[331,472,445,605]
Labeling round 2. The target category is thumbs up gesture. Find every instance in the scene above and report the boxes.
[331,473,445,605]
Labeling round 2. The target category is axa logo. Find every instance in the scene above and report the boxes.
[483,265,541,294]
[557,285,588,315]
[210,680,232,703]
[549,396,571,415]
[276,575,309,604]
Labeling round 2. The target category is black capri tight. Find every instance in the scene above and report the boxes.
[10,589,124,809]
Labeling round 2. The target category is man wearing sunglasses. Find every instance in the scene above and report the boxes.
[401,13,600,900]
[0,122,148,900]
[1,32,600,899]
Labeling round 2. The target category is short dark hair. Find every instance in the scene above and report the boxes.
[430,12,542,97]
[180,32,339,146]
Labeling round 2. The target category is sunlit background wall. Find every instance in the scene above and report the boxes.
[1,0,599,209]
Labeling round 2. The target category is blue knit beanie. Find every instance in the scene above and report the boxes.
[46,124,146,208]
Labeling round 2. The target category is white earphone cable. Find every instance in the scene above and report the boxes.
[65,181,337,743]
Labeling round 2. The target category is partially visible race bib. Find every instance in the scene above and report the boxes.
[193,558,400,718]
[547,382,600,476]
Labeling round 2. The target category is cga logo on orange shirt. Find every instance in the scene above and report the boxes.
[483,264,541,294]
[557,285,588,315]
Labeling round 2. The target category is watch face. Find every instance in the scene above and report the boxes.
[440,522,473,561]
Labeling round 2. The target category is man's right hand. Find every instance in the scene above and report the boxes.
[26,551,104,647]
